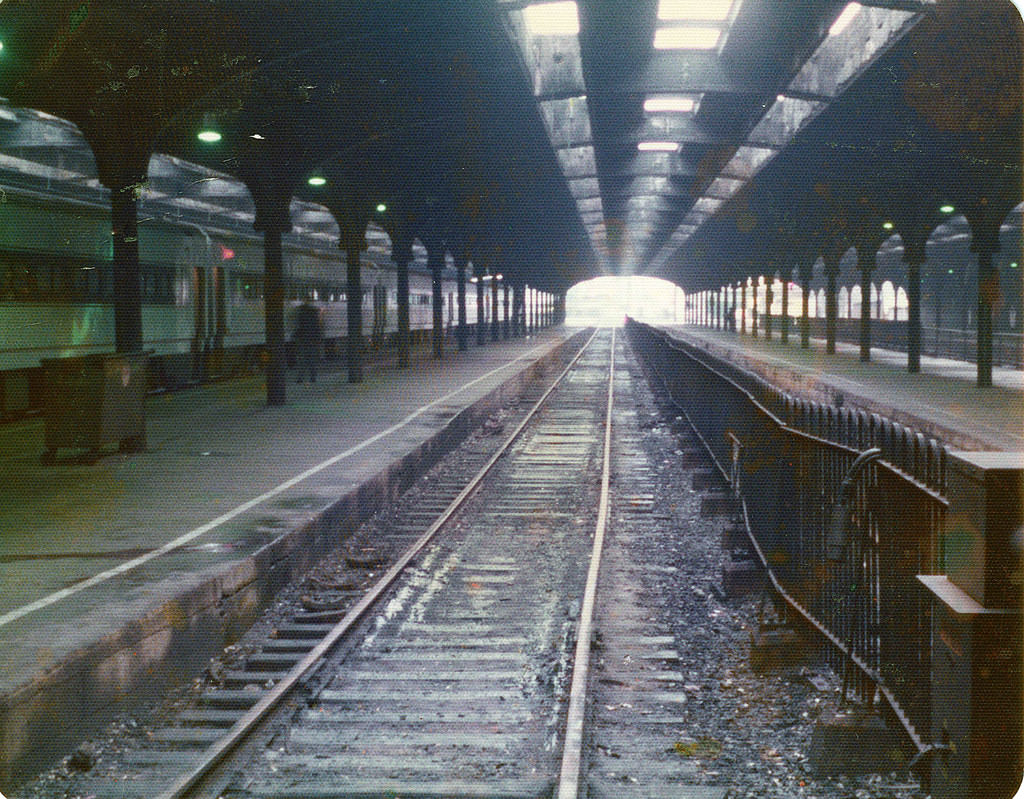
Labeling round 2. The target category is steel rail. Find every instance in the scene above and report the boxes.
[154,328,600,799]
[556,327,616,799]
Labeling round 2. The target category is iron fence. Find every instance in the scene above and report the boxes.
[627,319,947,753]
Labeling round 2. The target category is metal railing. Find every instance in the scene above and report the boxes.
[627,319,947,753]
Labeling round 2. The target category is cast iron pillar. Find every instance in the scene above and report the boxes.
[428,246,445,359]
[972,229,1001,388]
[491,274,500,341]
[750,280,759,339]
[109,183,145,354]
[476,268,486,345]
[251,186,294,405]
[338,217,369,383]
[799,265,813,349]
[857,246,875,362]
[503,283,510,338]
[764,280,774,340]
[824,260,839,355]
[781,276,790,343]
[739,281,747,335]
[903,236,927,374]
[393,238,412,368]
[455,254,468,351]
[90,139,151,357]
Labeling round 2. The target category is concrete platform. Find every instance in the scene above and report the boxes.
[658,326,1024,452]
[0,327,588,791]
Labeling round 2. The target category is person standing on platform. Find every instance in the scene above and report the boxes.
[293,301,322,383]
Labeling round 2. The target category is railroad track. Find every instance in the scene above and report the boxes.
[49,328,723,799]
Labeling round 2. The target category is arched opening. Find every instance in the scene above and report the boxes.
[895,286,909,321]
[565,275,687,327]
[880,281,896,321]
[816,288,826,318]
[838,286,849,318]
[789,282,802,318]
[850,284,862,319]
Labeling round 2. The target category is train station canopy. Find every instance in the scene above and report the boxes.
[0,0,1018,292]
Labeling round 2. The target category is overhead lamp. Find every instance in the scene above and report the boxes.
[653,26,721,50]
[1011,262,1019,269]
[197,112,222,144]
[250,133,265,140]
[643,95,697,113]
[637,141,679,152]
[522,1,579,36]
[829,2,862,37]
[307,176,327,187]
[940,204,955,214]
[376,203,387,213]
[882,221,894,230]
[657,0,733,22]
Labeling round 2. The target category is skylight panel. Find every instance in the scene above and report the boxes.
[721,145,776,179]
[788,6,917,97]
[693,197,723,214]
[829,2,861,37]
[705,177,744,199]
[577,197,602,213]
[523,2,579,36]
[556,145,597,176]
[568,178,600,198]
[539,97,592,147]
[657,0,734,22]
[746,96,826,148]
[653,26,721,50]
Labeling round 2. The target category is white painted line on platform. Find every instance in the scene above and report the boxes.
[0,340,558,629]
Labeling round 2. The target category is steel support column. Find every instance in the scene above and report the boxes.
[781,277,790,343]
[491,275,500,341]
[974,235,1000,388]
[825,264,838,355]
[429,248,445,359]
[456,257,468,351]
[740,281,747,335]
[800,267,812,349]
[252,189,293,404]
[476,271,486,345]
[858,248,875,362]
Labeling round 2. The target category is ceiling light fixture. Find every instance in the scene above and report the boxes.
[643,95,697,113]
[637,141,680,152]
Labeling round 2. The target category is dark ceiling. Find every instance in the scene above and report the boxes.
[0,0,1018,292]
